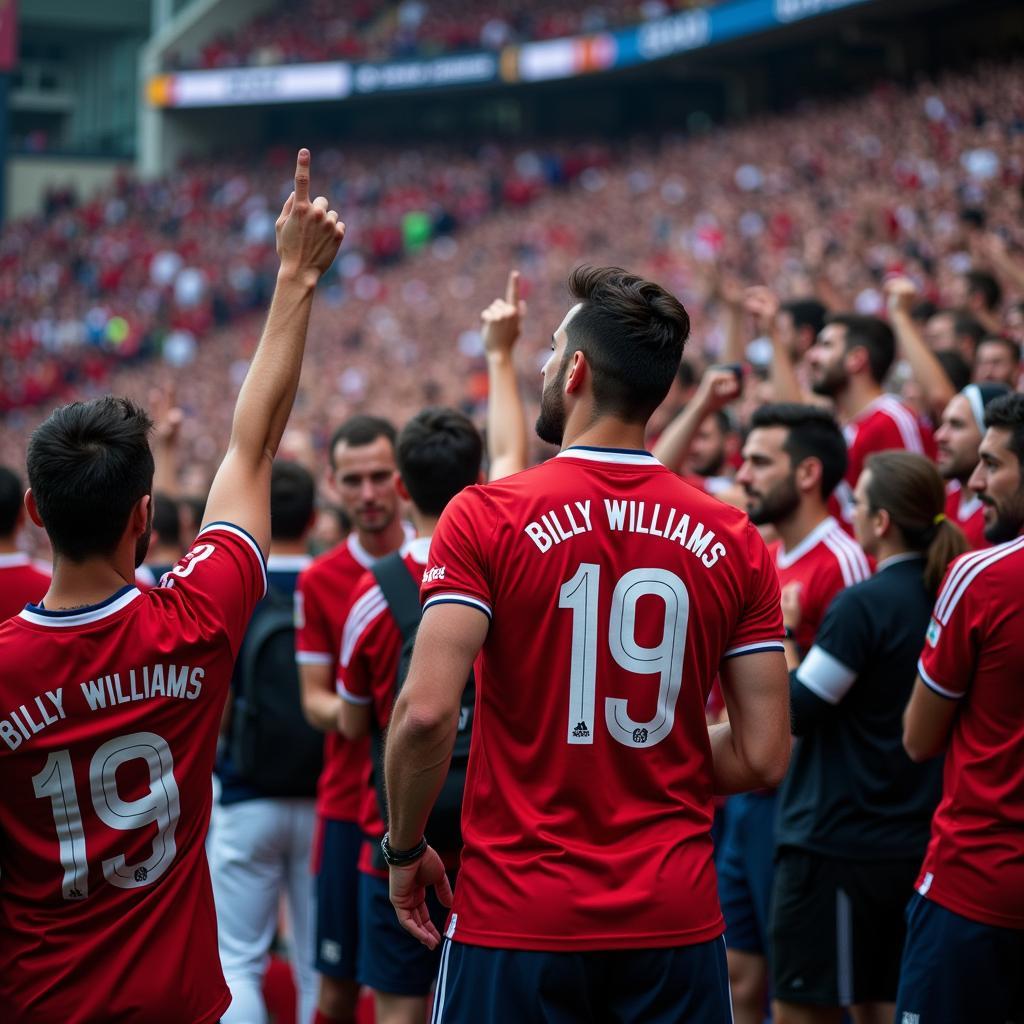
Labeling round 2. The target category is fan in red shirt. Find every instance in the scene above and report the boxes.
[806,314,935,523]
[382,266,791,1024]
[0,149,345,1024]
[934,382,1009,549]
[899,392,1024,1024]
[0,466,50,622]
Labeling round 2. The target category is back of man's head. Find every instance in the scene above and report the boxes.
[781,298,827,341]
[565,265,690,424]
[953,310,986,350]
[151,492,182,552]
[328,414,397,469]
[271,461,316,542]
[27,397,154,561]
[749,402,848,499]
[966,269,1002,313]
[828,313,896,385]
[0,465,23,538]
[397,407,482,518]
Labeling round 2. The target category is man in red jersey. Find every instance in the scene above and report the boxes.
[383,266,791,1023]
[296,413,409,1024]
[0,466,50,621]
[806,313,935,521]
[723,402,869,1023]
[935,382,1009,549]
[0,149,344,1024]
[898,392,1024,1024]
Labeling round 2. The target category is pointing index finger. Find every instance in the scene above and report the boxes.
[294,148,311,205]
[505,269,519,306]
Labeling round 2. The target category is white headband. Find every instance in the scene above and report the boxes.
[961,384,986,432]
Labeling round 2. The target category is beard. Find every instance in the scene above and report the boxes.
[746,474,801,527]
[810,360,847,398]
[982,489,1024,544]
[535,356,569,446]
[691,448,727,478]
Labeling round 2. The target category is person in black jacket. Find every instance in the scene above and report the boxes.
[770,450,969,1024]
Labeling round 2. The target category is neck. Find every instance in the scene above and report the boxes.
[357,519,406,558]
[44,554,136,610]
[562,412,648,453]
[409,509,439,540]
[0,536,18,555]
[270,538,309,556]
[837,378,882,423]
[775,502,830,553]
[874,536,913,566]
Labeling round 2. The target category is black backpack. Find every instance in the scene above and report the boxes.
[230,584,324,797]
[370,552,474,860]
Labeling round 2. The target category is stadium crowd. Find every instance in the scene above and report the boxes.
[169,0,716,70]
[1,55,1023,1024]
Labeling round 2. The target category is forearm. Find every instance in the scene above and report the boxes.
[384,701,458,849]
[152,440,179,497]
[769,333,805,404]
[300,665,342,732]
[228,271,316,466]
[486,351,528,480]
[708,722,780,794]
[891,309,954,418]
[721,305,745,364]
[652,400,708,472]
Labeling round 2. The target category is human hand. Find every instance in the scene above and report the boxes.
[149,386,183,448]
[275,149,346,287]
[696,364,742,413]
[781,582,803,630]
[883,275,917,318]
[389,845,453,950]
[744,286,780,336]
[481,269,525,357]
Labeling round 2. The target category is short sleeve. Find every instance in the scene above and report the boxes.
[159,521,267,657]
[336,576,381,708]
[811,586,873,677]
[296,565,334,665]
[420,486,496,621]
[918,557,979,700]
[723,524,785,659]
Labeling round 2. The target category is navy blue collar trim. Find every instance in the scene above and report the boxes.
[34,584,137,617]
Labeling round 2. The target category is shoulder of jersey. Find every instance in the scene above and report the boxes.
[932,535,1024,627]
[301,540,354,577]
[340,580,389,665]
[820,520,872,587]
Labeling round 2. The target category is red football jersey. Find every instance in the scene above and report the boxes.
[337,539,431,872]
[295,535,377,822]
[916,535,1024,930]
[0,523,266,1023]
[0,552,51,623]
[420,446,784,951]
[769,516,872,653]
[944,480,988,550]
[834,395,936,522]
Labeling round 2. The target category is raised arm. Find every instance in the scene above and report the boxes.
[201,149,345,555]
[483,270,529,481]
[150,387,183,497]
[885,276,954,421]
[652,365,739,472]
[746,286,804,404]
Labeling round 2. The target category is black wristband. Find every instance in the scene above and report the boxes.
[380,832,428,867]
[783,627,795,641]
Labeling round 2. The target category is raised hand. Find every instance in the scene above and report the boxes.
[481,269,526,357]
[149,386,183,448]
[275,148,346,287]
[696,364,742,413]
[744,286,780,336]
[883,275,917,318]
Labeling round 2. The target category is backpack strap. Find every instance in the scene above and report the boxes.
[371,551,422,644]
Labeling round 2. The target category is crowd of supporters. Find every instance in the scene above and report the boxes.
[169,0,714,70]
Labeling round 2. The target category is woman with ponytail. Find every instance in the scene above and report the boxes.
[771,450,969,1024]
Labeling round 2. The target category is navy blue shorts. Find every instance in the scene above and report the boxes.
[313,818,363,979]
[429,936,732,1023]
[357,870,452,997]
[717,791,776,955]
[896,892,1024,1024]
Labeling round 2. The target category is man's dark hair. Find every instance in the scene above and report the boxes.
[911,298,937,324]
[271,461,316,541]
[0,465,23,537]
[985,392,1024,466]
[978,335,1022,364]
[826,313,895,384]
[952,310,986,348]
[180,494,206,545]
[935,350,972,394]
[749,402,848,499]
[396,407,482,518]
[565,265,690,423]
[966,269,1002,312]
[781,298,827,339]
[328,415,397,470]
[151,492,181,549]
[26,397,154,561]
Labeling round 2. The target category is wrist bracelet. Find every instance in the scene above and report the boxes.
[380,832,428,867]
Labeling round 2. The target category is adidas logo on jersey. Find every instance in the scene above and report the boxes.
[572,721,590,739]
[422,565,446,583]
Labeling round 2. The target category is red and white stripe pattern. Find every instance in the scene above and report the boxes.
[932,536,1024,627]
[874,395,927,454]
[339,583,387,671]
[821,519,872,587]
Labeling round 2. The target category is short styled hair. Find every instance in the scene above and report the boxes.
[271,460,316,541]
[781,298,827,339]
[27,396,154,561]
[749,402,848,499]
[151,492,181,549]
[0,465,23,537]
[565,265,690,423]
[826,313,896,384]
[328,415,397,470]
[396,407,482,518]
[966,269,1002,312]
[985,392,1024,467]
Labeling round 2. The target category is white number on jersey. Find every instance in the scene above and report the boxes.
[559,563,690,748]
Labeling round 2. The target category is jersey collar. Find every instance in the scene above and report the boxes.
[556,445,660,467]
[20,585,142,628]
[876,552,923,573]
[0,552,30,568]
[775,517,839,569]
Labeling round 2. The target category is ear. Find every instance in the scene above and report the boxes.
[322,465,341,502]
[845,345,869,376]
[875,506,892,538]
[25,489,44,529]
[564,349,587,395]
[795,456,823,496]
[395,476,411,502]
[134,494,152,533]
